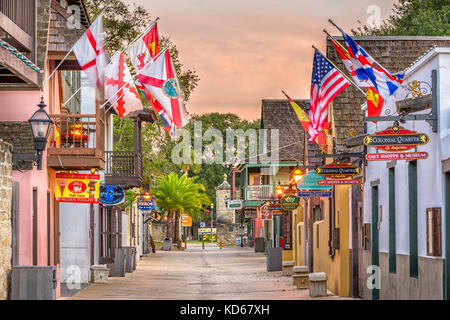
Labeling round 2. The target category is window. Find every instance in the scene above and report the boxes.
[389,168,396,273]
[408,161,418,278]
[313,205,324,222]
[426,208,442,257]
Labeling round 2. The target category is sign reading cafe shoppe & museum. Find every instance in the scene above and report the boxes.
[99,184,125,206]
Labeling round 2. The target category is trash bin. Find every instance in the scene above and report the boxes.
[163,237,172,251]
[266,247,282,271]
[235,237,241,247]
[254,238,265,252]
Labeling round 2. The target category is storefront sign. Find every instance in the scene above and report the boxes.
[226,199,243,210]
[55,172,100,203]
[317,179,361,185]
[316,162,361,179]
[366,152,429,161]
[182,214,192,227]
[137,197,155,211]
[260,211,273,220]
[99,184,125,206]
[198,228,216,235]
[281,195,300,210]
[298,191,333,198]
[297,171,332,190]
[244,209,257,219]
[363,124,429,152]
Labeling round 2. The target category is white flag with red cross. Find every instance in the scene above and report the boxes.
[73,13,110,89]
[136,48,189,130]
[104,52,143,118]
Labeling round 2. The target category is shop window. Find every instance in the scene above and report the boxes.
[426,208,442,257]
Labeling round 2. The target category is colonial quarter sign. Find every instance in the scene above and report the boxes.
[315,162,361,180]
[363,124,429,152]
[281,195,300,210]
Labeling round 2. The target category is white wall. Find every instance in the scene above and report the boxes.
[363,49,449,258]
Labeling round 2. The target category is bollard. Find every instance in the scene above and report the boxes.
[202,236,205,250]
[220,241,223,249]
[185,240,187,249]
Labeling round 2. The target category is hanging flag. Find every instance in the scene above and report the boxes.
[73,13,110,89]
[330,37,371,88]
[283,91,329,153]
[136,48,189,130]
[126,22,174,134]
[308,50,349,142]
[104,52,143,118]
[366,87,384,118]
[126,22,160,72]
[338,30,404,101]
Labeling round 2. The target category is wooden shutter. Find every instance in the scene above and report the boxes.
[426,207,442,257]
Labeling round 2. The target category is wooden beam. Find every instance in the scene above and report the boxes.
[47,155,105,170]
[0,44,38,86]
[396,94,432,114]
[0,11,33,51]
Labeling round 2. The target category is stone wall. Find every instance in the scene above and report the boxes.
[0,140,12,300]
[217,224,239,246]
[151,223,167,242]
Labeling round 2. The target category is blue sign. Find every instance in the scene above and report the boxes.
[297,171,332,190]
[99,184,125,205]
[298,191,333,198]
[200,222,205,228]
[137,197,155,211]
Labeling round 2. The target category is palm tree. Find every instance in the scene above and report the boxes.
[153,173,210,248]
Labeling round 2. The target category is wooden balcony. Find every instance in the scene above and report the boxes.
[246,185,274,201]
[104,151,143,188]
[47,113,105,170]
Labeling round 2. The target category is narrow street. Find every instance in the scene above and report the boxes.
[61,244,345,300]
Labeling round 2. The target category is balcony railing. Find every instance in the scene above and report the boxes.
[104,151,143,188]
[47,113,105,169]
[245,185,274,201]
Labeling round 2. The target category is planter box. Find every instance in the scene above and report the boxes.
[309,272,328,297]
[282,261,294,276]
[90,265,109,283]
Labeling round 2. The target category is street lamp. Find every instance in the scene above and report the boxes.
[292,168,304,183]
[275,184,284,199]
[12,97,53,171]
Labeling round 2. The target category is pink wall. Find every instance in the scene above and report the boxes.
[0,91,58,296]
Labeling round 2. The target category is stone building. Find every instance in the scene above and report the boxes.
[0,140,12,299]
[216,174,239,246]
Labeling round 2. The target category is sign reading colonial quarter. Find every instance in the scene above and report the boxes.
[363,124,429,152]
[366,152,429,161]
[281,195,300,210]
[99,184,125,206]
[315,162,361,180]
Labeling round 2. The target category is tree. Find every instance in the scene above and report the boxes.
[152,173,210,246]
[353,0,450,36]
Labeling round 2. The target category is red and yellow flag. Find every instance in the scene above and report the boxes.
[283,91,328,153]
[367,86,384,118]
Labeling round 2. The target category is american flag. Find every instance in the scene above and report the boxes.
[308,50,349,142]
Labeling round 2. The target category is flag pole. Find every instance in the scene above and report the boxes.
[328,19,395,77]
[42,48,73,87]
[102,47,168,112]
[122,17,159,54]
[62,87,81,107]
[312,45,366,96]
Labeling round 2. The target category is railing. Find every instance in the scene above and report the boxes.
[246,185,274,201]
[48,113,104,158]
[105,151,143,182]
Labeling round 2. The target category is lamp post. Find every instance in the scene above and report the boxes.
[12,97,54,171]
[210,203,214,245]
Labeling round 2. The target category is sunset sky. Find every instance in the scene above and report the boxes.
[125,0,397,120]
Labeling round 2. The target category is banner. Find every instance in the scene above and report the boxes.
[55,173,100,203]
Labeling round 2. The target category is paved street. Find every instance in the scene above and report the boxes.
[61,243,347,300]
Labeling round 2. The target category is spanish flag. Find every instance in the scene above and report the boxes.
[283,91,328,153]
[367,86,384,118]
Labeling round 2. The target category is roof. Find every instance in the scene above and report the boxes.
[260,99,307,163]
[326,36,450,152]
[405,46,450,76]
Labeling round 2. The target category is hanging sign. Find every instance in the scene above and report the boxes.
[55,172,100,203]
[260,204,283,217]
[244,209,257,219]
[315,162,361,180]
[366,152,429,161]
[317,179,361,185]
[297,171,332,190]
[182,214,192,227]
[226,199,243,210]
[99,184,125,206]
[281,195,300,210]
[137,197,155,211]
[363,124,429,152]
[298,191,333,198]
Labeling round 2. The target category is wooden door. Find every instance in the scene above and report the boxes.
[99,206,115,264]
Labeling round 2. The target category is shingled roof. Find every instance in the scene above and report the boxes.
[326,36,450,153]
